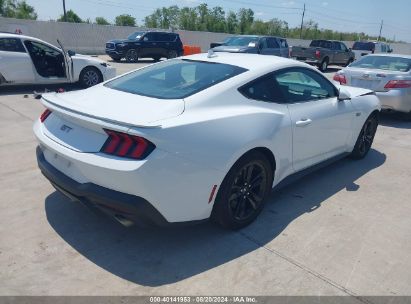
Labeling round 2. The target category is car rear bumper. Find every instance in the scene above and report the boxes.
[36,146,171,227]
[377,89,411,113]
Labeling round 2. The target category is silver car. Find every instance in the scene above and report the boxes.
[333,54,411,114]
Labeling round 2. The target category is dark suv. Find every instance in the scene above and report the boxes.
[105,31,184,63]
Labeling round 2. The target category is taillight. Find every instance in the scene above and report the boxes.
[333,73,347,85]
[384,80,411,89]
[315,50,321,59]
[100,129,155,160]
[40,109,52,123]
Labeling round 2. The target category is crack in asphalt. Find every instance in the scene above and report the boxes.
[239,231,375,304]
[0,100,34,121]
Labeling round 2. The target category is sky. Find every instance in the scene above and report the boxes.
[24,0,411,42]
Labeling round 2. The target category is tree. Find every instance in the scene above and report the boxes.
[237,8,254,34]
[95,17,110,25]
[115,14,136,26]
[225,11,238,34]
[178,7,197,31]
[57,9,82,23]
[0,0,37,19]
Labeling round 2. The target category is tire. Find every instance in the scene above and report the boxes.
[212,151,274,230]
[350,113,379,160]
[125,49,139,63]
[319,58,329,72]
[79,67,103,88]
[167,50,178,59]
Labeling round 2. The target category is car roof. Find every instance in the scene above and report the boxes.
[182,52,308,72]
[362,53,411,59]
[0,32,48,42]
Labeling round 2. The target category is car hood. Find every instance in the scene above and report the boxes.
[41,85,185,127]
[212,45,254,53]
[334,83,374,97]
[71,54,106,64]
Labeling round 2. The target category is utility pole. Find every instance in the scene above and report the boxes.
[378,20,383,41]
[299,3,306,39]
[62,0,67,22]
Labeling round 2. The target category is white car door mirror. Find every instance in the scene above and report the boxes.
[338,88,351,101]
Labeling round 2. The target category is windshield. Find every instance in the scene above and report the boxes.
[104,59,247,99]
[127,31,145,40]
[353,42,375,51]
[349,56,411,72]
[223,36,259,47]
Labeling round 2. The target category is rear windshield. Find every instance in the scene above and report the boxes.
[104,59,247,99]
[309,40,332,48]
[349,56,411,72]
[223,36,259,47]
[353,42,375,51]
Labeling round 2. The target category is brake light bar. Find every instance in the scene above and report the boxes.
[315,50,321,59]
[333,73,347,85]
[100,129,155,160]
[384,80,411,89]
[40,109,52,123]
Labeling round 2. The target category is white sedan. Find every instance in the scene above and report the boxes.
[34,52,380,229]
[333,54,411,114]
[0,33,116,88]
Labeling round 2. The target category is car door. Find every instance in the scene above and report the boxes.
[331,42,344,64]
[140,32,160,58]
[273,67,355,172]
[340,42,351,62]
[23,39,68,84]
[0,37,35,84]
[260,37,281,56]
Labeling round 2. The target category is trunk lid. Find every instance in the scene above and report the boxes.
[345,67,407,92]
[40,86,184,152]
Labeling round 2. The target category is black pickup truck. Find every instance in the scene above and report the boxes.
[105,31,184,63]
[290,40,355,72]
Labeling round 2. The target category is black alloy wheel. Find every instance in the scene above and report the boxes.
[212,151,273,229]
[350,113,379,159]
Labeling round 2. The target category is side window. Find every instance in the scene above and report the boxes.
[24,40,61,57]
[143,33,156,42]
[267,38,280,48]
[169,34,177,42]
[259,38,268,49]
[332,42,342,50]
[280,39,288,48]
[0,38,25,53]
[340,43,348,51]
[273,68,337,103]
[238,74,285,103]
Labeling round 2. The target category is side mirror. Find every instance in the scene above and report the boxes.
[388,48,393,53]
[67,50,76,57]
[338,88,351,101]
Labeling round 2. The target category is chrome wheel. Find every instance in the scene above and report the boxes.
[126,49,138,62]
[321,60,328,72]
[82,70,99,87]
[228,161,268,221]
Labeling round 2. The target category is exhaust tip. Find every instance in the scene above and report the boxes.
[114,214,135,227]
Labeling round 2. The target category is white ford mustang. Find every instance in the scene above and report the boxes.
[34,52,380,229]
[0,33,116,88]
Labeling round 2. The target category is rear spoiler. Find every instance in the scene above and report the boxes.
[41,96,162,129]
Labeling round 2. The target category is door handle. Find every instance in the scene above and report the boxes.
[296,118,312,127]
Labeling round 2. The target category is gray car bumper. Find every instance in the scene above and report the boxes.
[377,89,411,113]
